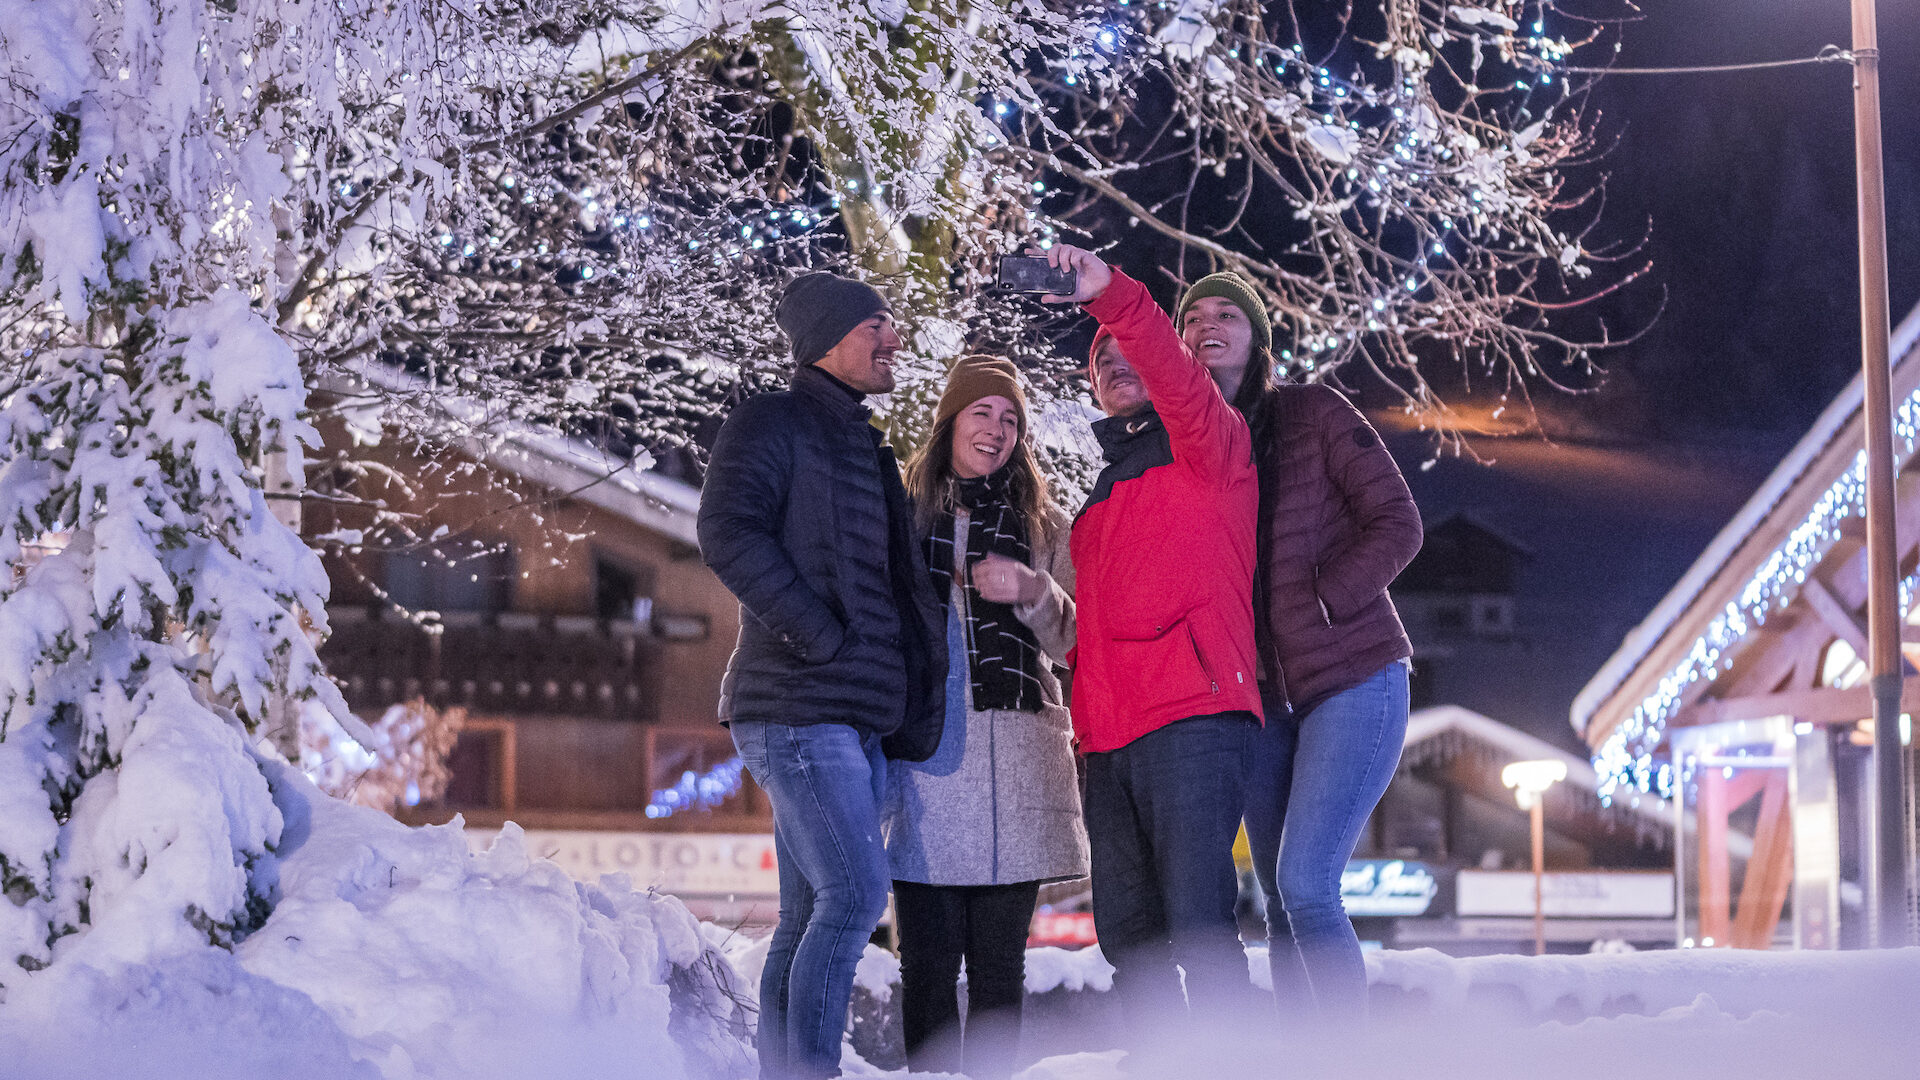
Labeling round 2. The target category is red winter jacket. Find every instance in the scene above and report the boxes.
[1068,271,1263,753]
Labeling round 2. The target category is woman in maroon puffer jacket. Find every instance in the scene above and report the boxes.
[1177,272,1422,1024]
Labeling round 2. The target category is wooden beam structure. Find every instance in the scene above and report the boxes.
[1683,682,1920,728]
[1731,771,1795,949]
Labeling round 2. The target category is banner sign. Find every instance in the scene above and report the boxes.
[1341,859,1440,917]
[475,829,780,898]
[1455,871,1675,918]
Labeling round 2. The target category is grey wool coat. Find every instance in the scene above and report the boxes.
[884,509,1091,886]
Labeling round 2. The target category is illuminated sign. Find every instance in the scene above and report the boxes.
[1341,860,1440,917]
[470,829,780,898]
[1029,912,1099,947]
[1455,871,1675,918]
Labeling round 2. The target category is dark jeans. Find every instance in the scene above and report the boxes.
[1083,712,1260,1044]
[730,721,891,1080]
[892,879,1041,1080]
[1244,662,1408,1022]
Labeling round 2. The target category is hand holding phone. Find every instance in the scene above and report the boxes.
[1029,244,1112,305]
[996,255,1078,296]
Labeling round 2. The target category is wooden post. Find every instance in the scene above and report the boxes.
[1531,798,1547,956]
[1732,771,1795,948]
[1698,765,1732,946]
[1850,0,1911,948]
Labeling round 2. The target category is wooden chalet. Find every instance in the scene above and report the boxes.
[1573,302,1920,950]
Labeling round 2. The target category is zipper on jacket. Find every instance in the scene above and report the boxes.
[1186,626,1219,694]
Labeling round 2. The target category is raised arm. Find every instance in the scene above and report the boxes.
[1040,246,1250,484]
[697,395,847,663]
[1305,385,1424,620]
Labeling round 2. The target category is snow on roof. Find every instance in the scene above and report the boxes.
[1570,300,1920,777]
[1403,705,1671,832]
[317,364,702,546]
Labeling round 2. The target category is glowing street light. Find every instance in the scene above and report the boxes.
[1504,759,1568,956]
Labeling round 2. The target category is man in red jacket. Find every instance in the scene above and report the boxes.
[1038,244,1264,1041]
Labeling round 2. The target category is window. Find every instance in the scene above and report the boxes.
[382,547,513,614]
[594,555,659,624]
[441,720,517,810]
[1470,596,1515,638]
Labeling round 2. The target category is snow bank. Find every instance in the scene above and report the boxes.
[820,941,1920,1080]
[1366,942,1920,1024]
[0,766,755,1080]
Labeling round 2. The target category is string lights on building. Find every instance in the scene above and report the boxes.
[645,756,747,819]
[1595,386,1920,803]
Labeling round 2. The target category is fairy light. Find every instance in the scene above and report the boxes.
[645,756,746,818]
[1595,387,1920,800]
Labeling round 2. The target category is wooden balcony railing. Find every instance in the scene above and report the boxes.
[321,607,662,720]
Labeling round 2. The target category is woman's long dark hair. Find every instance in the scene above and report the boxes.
[903,411,1059,549]
[1228,344,1279,452]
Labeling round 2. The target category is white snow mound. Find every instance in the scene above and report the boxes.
[0,764,754,1080]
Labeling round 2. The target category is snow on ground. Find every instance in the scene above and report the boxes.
[853,942,1920,1080]
[0,763,753,1080]
[6,769,1919,1080]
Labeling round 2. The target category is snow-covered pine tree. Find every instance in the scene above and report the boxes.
[0,0,552,980]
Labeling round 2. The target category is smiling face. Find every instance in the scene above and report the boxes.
[1092,341,1150,417]
[949,395,1021,479]
[813,312,901,394]
[1181,296,1255,383]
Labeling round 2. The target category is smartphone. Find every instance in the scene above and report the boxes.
[996,255,1078,295]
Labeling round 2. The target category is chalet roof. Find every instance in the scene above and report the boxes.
[318,365,701,546]
[1419,511,1536,558]
[1571,299,1920,796]
[1402,706,1671,841]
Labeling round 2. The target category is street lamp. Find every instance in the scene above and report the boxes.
[1504,759,1568,956]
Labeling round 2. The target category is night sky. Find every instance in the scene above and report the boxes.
[1577,0,1920,438]
[1397,0,1920,746]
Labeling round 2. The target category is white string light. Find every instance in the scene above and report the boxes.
[1596,386,1920,801]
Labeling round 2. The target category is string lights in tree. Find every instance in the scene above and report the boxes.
[996,0,1638,443]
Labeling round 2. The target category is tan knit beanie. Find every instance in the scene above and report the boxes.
[933,354,1027,431]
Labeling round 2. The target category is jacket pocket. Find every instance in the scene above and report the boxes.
[1107,603,1217,701]
[1185,625,1220,695]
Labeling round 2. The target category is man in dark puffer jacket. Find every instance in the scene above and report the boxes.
[698,272,944,1080]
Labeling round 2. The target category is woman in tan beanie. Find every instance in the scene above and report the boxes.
[885,354,1087,1080]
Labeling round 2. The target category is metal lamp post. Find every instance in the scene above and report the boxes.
[1504,760,1569,956]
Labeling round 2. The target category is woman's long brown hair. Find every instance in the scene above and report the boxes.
[903,410,1060,550]
[1227,343,1278,453]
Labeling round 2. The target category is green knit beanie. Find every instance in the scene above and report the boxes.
[1177,272,1271,353]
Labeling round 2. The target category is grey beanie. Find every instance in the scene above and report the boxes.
[775,272,891,367]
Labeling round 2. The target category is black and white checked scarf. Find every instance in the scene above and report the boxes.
[925,472,1044,713]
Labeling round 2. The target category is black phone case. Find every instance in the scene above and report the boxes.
[996,256,1077,294]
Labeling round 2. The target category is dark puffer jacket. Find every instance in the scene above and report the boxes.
[698,366,945,740]
[1254,383,1422,715]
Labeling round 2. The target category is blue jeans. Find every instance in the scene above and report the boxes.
[1244,662,1407,1021]
[1083,713,1260,1043]
[730,722,891,1080]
